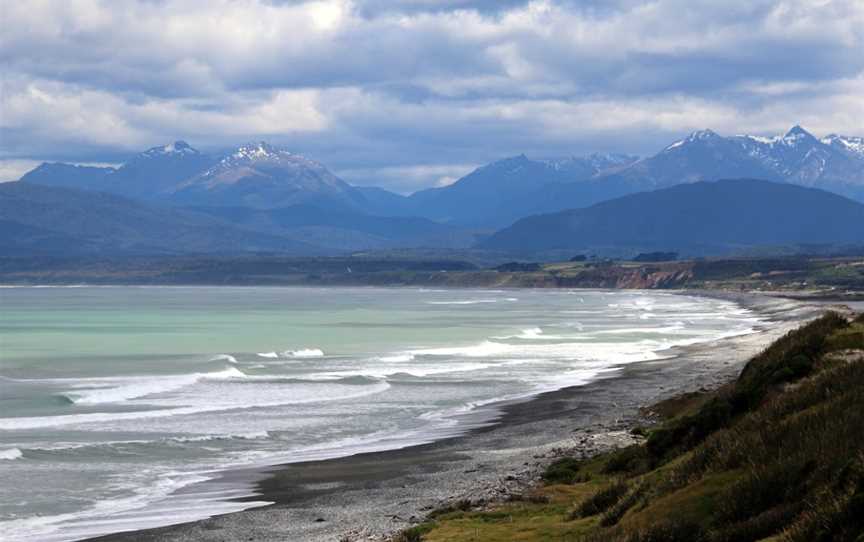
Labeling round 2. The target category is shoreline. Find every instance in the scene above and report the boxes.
[81,291,827,542]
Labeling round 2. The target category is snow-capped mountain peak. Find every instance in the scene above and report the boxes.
[821,134,864,159]
[689,128,720,140]
[177,141,359,208]
[780,125,817,145]
[665,129,721,151]
[230,142,284,161]
[141,140,199,158]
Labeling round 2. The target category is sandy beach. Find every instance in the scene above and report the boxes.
[85,292,829,542]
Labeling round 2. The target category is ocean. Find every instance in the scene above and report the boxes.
[0,286,762,541]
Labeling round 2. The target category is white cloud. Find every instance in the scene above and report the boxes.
[0,0,862,190]
[0,160,42,183]
[337,163,478,193]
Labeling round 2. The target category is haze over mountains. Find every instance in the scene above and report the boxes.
[6,125,864,258]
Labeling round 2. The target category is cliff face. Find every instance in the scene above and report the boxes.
[552,264,695,289]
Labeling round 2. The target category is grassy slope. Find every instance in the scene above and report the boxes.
[396,313,864,542]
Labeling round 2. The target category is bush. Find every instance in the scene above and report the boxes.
[600,484,646,527]
[713,504,801,542]
[427,499,473,519]
[604,445,651,475]
[645,314,848,467]
[394,524,434,542]
[625,519,708,542]
[646,397,733,462]
[543,457,583,484]
[731,313,846,413]
[573,480,630,518]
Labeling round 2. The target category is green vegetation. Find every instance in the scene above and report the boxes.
[2,254,863,293]
[396,313,864,542]
[543,457,585,484]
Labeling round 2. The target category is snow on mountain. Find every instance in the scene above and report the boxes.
[139,140,200,157]
[544,153,638,173]
[724,125,862,187]
[595,125,864,203]
[822,134,864,159]
[170,142,365,209]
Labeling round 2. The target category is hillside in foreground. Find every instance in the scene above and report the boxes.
[396,312,864,542]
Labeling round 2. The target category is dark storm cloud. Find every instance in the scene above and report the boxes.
[1,0,862,189]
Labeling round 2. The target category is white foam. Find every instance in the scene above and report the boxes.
[426,299,498,305]
[27,432,271,452]
[209,354,237,364]
[0,447,23,460]
[57,367,246,405]
[493,327,566,340]
[410,340,511,357]
[256,352,279,358]
[378,353,415,363]
[0,467,269,542]
[169,431,270,443]
[283,348,324,358]
[0,379,391,430]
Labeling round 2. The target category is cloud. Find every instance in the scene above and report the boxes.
[0,160,43,183]
[1,0,862,188]
[336,162,478,193]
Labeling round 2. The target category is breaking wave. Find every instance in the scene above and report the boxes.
[0,448,23,461]
[55,367,246,406]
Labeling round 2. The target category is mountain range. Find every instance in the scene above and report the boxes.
[7,125,864,257]
[402,126,864,227]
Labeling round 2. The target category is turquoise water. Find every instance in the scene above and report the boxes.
[0,286,761,541]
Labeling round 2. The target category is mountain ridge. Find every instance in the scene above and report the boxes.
[481,178,864,256]
[0,182,327,256]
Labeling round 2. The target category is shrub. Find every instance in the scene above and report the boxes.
[600,484,647,527]
[646,397,733,462]
[731,313,846,413]
[427,499,473,519]
[604,445,651,475]
[713,504,802,542]
[543,457,583,484]
[625,519,708,542]
[573,480,630,518]
[394,524,434,542]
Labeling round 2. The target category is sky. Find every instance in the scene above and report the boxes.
[1,0,863,192]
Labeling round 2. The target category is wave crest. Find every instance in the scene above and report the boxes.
[0,448,23,460]
[284,348,324,358]
[57,367,246,405]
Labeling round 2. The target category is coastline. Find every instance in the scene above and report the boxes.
[80,291,828,542]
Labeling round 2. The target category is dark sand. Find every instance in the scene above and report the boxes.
[87,293,828,542]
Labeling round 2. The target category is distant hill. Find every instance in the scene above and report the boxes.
[481,179,864,255]
[193,205,477,251]
[0,183,326,256]
[19,163,117,191]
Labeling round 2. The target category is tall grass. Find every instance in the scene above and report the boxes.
[582,313,864,541]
